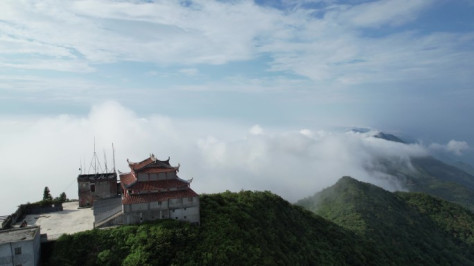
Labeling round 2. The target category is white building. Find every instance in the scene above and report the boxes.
[0,226,40,266]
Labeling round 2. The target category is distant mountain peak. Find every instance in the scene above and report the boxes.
[373,132,406,143]
[348,128,406,144]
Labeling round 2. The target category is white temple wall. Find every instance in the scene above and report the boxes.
[123,199,200,224]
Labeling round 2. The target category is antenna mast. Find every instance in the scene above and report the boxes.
[88,137,103,174]
[104,150,108,173]
[94,137,97,173]
[112,143,116,172]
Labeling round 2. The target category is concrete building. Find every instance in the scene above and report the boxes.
[0,226,40,266]
[119,154,200,225]
[77,172,118,207]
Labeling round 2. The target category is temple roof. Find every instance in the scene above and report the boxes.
[77,172,117,182]
[120,172,137,188]
[127,154,179,172]
[122,189,198,205]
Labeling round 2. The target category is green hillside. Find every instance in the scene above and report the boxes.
[43,181,474,265]
[408,157,474,211]
[43,191,378,265]
[380,156,474,211]
[296,176,474,265]
[370,132,474,211]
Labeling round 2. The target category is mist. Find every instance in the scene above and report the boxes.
[0,101,446,214]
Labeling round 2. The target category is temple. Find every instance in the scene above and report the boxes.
[119,154,200,224]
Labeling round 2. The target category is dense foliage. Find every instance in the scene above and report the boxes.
[43,178,474,265]
[43,191,377,265]
[408,157,474,211]
[297,176,474,265]
[375,154,474,211]
[369,132,474,211]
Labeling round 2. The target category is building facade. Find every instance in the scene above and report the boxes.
[119,154,200,224]
[0,226,40,266]
[77,173,118,207]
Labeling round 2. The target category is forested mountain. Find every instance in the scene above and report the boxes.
[43,191,378,265]
[407,157,474,211]
[297,176,474,265]
[44,182,474,265]
[368,131,474,211]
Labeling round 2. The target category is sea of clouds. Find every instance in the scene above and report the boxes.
[0,101,469,214]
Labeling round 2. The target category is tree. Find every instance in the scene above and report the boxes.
[59,192,68,202]
[43,186,53,201]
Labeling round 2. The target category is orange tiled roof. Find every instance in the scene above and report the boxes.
[128,155,179,172]
[120,172,137,187]
[122,189,198,205]
[129,157,154,171]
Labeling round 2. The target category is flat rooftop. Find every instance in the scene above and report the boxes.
[14,201,94,240]
[0,226,39,244]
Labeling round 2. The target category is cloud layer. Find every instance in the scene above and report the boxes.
[0,101,435,214]
[430,140,470,156]
[1,0,472,89]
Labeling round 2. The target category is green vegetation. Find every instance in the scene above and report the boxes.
[43,186,53,201]
[43,178,474,265]
[397,192,474,246]
[368,132,474,211]
[377,155,474,211]
[38,187,69,206]
[297,176,474,265]
[43,191,378,265]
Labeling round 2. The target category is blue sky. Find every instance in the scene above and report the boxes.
[0,0,473,213]
[1,0,473,130]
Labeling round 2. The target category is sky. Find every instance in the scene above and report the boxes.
[1,0,473,214]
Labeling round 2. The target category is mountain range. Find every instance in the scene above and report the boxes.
[367,131,474,211]
[43,180,474,265]
[297,176,474,264]
[41,131,474,265]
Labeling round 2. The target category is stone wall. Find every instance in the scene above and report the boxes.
[123,196,200,224]
[93,197,122,225]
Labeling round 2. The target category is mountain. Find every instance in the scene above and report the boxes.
[296,176,474,265]
[452,160,474,176]
[373,131,405,143]
[378,152,474,211]
[43,191,380,265]
[407,157,474,211]
[367,131,474,211]
[43,186,474,265]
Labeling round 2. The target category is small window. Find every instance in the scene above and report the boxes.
[90,184,95,192]
[184,216,187,219]
[15,247,21,255]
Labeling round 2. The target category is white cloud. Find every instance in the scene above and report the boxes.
[0,101,430,215]
[430,140,470,156]
[249,124,264,135]
[338,0,430,28]
[0,0,280,69]
[179,68,199,76]
[1,0,471,92]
